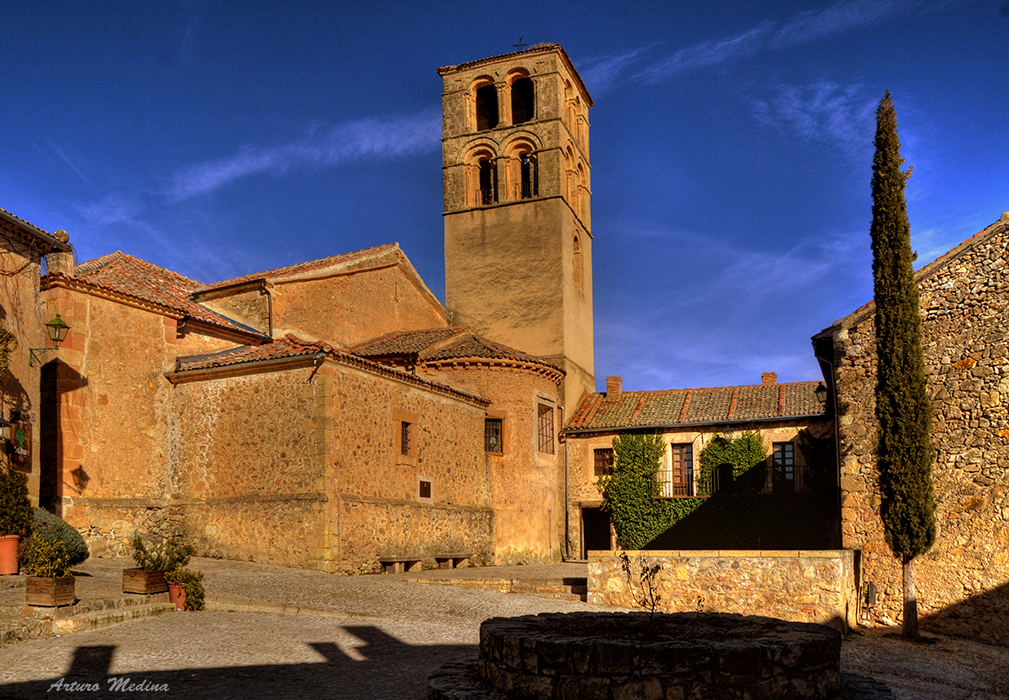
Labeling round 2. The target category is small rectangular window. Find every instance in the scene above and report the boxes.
[773,442,795,493]
[401,421,411,456]
[538,404,555,454]
[393,408,418,465]
[485,418,503,453]
[419,478,432,500]
[594,448,614,476]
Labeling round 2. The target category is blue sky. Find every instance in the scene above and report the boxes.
[3,1,1007,391]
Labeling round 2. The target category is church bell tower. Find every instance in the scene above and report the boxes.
[438,43,595,411]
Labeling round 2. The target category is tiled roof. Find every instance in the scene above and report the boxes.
[200,243,398,291]
[0,206,71,251]
[175,335,331,372]
[353,327,563,372]
[173,334,489,406]
[68,251,265,337]
[565,382,825,432]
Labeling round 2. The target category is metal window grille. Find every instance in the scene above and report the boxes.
[658,444,694,498]
[485,418,503,453]
[537,404,554,454]
[400,421,411,456]
[594,448,614,477]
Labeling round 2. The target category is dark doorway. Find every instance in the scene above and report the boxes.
[581,507,611,557]
[39,360,59,513]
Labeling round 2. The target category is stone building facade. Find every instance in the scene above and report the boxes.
[0,209,71,500]
[12,44,588,573]
[563,374,835,558]
[814,212,1009,643]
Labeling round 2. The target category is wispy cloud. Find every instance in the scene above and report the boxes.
[169,108,441,201]
[578,45,657,95]
[639,0,922,83]
[748,80,878,160]
[46,141,91,185]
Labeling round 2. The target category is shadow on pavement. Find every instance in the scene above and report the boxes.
[0,625,472,700]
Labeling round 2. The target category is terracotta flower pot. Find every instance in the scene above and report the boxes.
[167,582,187,611]
[0,535,19,575]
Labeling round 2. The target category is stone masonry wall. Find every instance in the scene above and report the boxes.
[325,362,494,572]
[831,214,1009,644]
[422,364,565,565]
[588,550,857,632]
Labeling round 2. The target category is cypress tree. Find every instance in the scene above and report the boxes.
[870,91,936,639]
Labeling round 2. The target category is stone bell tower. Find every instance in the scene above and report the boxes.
[438,43,595,411]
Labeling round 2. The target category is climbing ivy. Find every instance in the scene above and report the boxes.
[697,431,768,496]
[0,326,15,377]
[600,433,704,549]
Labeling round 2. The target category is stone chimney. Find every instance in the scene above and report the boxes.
[47,230,74,277]
[761,372,777,385]
[606,376,623,402]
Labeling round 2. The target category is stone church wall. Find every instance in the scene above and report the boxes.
[830,215,1009,643]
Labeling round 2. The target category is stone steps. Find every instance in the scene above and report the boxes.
[0,593,175,648]
[412,576,588,602]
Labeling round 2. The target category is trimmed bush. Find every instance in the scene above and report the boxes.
[0,467,32,536]
[25,535,71,578]
[33,508,89,565]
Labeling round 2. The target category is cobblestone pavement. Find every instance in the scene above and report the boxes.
[1,557,1007,699]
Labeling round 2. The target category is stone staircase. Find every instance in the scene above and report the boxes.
[0,576,176,648]
[411,575,588,602]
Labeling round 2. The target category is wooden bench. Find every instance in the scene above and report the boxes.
[378,556,424,574]
[435,552,473,570]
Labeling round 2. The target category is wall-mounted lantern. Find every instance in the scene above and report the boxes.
[814,381,828,407]
[29,315,71,367]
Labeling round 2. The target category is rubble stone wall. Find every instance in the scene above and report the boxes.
[588,550,857,632]
[829,213,1009,644]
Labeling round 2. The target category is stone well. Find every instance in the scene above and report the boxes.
[428,611,843,699]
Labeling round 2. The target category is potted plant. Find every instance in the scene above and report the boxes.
[164,568,205,611]
[24,535,75,606]
[0,467,32,575]
[123,533,194,594]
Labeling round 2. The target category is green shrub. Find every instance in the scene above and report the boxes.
[33,508,89,565]
[131,533,194,572]
[0,468,32,536]
[25,535,71,578]
[164,568,205,611]
[600,433,705,549]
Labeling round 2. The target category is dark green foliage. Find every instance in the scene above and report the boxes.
[131,533,194,572]
[164,568,205,611]
[600,433,703,549]
[0,468,32,536]
[870,92,936,561]
[697,432,768,496]
[25,535,71,578]
[33,508,89,566]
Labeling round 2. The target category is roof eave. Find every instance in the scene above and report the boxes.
[562,413,829,436]
[0,209,71,252]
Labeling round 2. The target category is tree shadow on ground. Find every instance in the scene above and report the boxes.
[920,578,1009,646]
[0,625,472,700]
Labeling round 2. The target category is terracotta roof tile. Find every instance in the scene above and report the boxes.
[565,381,825,432]
[353,327,562,372]
[200,243,398,290]
[175,334,331,372]
[0,206,71,250]
[69,251,264,337]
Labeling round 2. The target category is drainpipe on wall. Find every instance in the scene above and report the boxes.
[260,281,274,338]
[562,405,570,561]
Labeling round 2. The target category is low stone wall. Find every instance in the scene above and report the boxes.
[588,550,857,632]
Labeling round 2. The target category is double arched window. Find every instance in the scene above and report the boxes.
[471,73,536,132]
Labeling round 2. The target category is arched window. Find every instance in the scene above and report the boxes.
[573,234,584,290]
[479,158,497,205]
[476,84,498,131]
[511,78,534,124]
[520,153,538,199]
